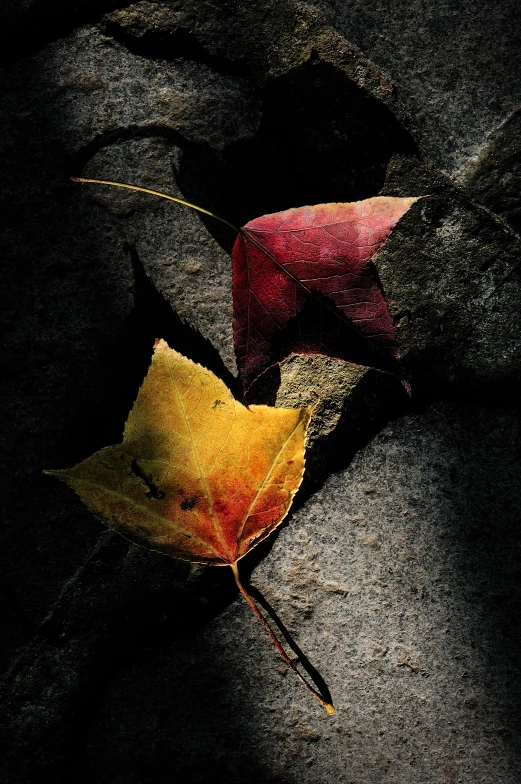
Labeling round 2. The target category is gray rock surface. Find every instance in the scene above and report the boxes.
[377,160,521,391]
[459,108,521,235]
[308,0,521,177]
[1,1,520,783]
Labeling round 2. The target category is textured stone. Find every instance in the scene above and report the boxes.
[28,25,260,153]
[308,0,521,176]
[459,108,521,235]
[80,136,237,372]
[276,355,369,444]
[377,161,521,391]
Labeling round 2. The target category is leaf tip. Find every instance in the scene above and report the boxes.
[325,703,336,716]
[43,468,68,482]
[153,337,168,352]
[398,195,423,214]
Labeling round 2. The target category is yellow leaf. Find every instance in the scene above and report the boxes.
[46,341,337,714]
[47,340,311,566]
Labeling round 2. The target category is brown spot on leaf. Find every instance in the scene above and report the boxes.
[130,459,165,500]
[180,495,199,511]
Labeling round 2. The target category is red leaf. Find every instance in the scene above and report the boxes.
[232,196,418,391]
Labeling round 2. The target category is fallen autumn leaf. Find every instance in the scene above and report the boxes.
[46,341,334,712]
[232,197,419,391]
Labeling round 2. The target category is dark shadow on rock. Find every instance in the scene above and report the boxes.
[122,244,238,398]
[58,560,283,784]
[423,404,521,741]
[0,0,129,67]
[245,364,283,407]
[260,59,417,206]
[0,530,254,784]
[56,243,239,468]
[101,15,247,76]
[177,59,417,244]
[247,582,334,709]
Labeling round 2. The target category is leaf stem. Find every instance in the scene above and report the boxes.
[230,561,335,715]
[70,176,239,232]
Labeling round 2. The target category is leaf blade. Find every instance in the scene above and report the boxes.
[232,196,419,389]
[48,341,311,565]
